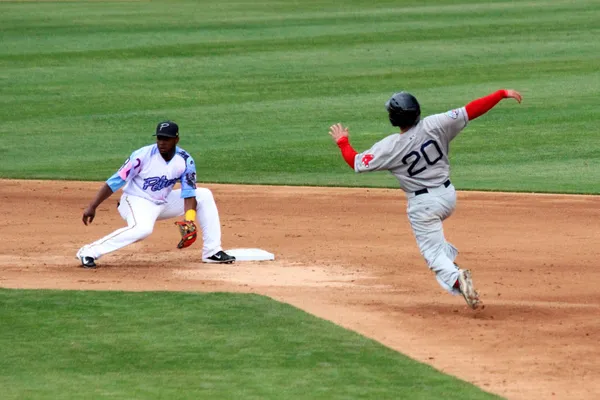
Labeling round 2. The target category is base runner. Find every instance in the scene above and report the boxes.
[328,89,522,309]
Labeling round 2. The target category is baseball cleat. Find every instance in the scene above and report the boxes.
[76,247,97,269]
[457,269,481,310]
[79,256,97,269]
[203,250,236,264]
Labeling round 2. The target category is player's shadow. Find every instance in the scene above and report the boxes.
[396,300,562,321]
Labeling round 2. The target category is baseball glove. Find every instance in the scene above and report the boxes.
[174,220,197,249]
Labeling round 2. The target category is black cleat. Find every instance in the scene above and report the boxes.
[80,256,97,269]
[203,250,236,264]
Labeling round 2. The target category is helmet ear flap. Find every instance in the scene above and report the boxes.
[389,114,403,127]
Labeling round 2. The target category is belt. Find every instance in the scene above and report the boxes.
[414,180,451,196]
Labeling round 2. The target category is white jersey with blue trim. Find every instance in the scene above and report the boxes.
[106,144,197,204]
[354,107,468,192]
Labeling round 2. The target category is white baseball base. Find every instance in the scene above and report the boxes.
[225,248,275,261]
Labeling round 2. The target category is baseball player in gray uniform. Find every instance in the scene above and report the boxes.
[328,89,522,309]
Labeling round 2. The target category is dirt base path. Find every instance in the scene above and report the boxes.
[1,179,599,399]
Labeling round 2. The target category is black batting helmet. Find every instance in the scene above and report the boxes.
[385,92,421,128]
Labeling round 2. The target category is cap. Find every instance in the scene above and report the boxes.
[154,121,179,137]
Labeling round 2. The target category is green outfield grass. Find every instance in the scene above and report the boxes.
[0,289,501,400]
[1,0,599,192]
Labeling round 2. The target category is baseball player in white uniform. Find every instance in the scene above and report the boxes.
[328,89,522,309]
[76,121,236,268]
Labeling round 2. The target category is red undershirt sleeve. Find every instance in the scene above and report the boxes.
[465,89,508,120]
[336,136,358,169]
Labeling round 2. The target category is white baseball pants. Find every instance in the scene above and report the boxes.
[80,188,223,261]
[406,183,460,295]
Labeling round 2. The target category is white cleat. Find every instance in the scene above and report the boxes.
[457,269,482,310]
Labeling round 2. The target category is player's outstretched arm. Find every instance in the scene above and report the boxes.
[82,183,114,225]
[465,89,522,121]
[328,123,357,169]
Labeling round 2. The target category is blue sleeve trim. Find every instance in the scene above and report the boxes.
[178,148,197,196]
[181,188,196,198]
[106,172,126,192]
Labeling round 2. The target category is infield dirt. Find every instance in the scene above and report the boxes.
[1,179,599,399]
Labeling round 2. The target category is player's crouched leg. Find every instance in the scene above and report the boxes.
[130,222,154,241]
[76,220,154,269]
[194,188,236,264]
[194,187,222,256]
[195,187,215,205]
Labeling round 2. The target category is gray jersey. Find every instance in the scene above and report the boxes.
[355,107,468,192]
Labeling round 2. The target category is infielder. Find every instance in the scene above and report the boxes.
[76,121,236,268]
[328,89,522,309]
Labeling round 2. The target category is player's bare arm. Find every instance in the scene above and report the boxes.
[329,123,358,169]
[184,197,198,213]
[465,89,523,121]
[82,183,114,225]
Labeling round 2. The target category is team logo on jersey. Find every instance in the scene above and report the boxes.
[185,172,197,189]
[361,154,374,167]
[446,109,459,119]
[143,175,179,191]
[118,157,141,179]
[177,150,190,161]
[118,157,130,171]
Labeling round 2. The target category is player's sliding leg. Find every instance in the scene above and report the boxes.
[77,195,161,266]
